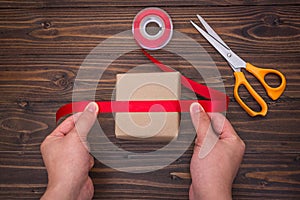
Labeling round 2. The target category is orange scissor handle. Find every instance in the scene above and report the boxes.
[245,63,286,100]
[234,72,268,117]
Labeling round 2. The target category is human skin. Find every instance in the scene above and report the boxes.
[40,102,98,200]
[40,101,245,200]
[189,103,245,200]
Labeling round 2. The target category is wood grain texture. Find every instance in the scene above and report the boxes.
[0,152,299,199]
[0,102,299,153]
[0,1,299,199]
[0,6,299,56]
[0,0,300,9]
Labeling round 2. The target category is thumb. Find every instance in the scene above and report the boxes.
[190,102,210,146]
[72,102,99,141]
[190,102,221,158]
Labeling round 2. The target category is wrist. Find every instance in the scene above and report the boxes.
[200,190,231,200]
[41,181,78,200]
[190,184,232,200]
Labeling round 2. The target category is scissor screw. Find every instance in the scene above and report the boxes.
[227,53,232,57]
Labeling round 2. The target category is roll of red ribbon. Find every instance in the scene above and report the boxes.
[132,7,173,50]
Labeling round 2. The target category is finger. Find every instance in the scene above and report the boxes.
[72,102,99,140]
[51,112,82,137]
[190,102,212,146]
[208,113,245,156]
[205,113,224,135]
[207,112,239,139]
[89,155,95,170]
[190,103,222,158]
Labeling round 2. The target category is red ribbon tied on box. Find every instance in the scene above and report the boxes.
[56,50,229,122]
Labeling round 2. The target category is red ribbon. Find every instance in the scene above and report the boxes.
[141,50,228,102]
[56,50,229,122]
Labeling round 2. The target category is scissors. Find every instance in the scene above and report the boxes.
[190,15,286,117]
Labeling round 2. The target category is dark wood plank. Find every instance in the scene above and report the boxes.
[0,101,299,153]
[0,2,299,200]
[0,54,298,102]
[0,0,299,9]
[0,151,299,199]
[0,6,299,56]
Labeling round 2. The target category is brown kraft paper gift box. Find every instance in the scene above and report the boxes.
[115,72,181,141]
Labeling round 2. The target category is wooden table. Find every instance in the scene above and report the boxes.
[0,1,299,199]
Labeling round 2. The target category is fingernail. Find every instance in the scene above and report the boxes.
[85,102,98,113]
[190,102,204,114]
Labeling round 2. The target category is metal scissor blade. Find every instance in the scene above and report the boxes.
[196,15,230,50]
[190,20,246,71]
[190,20,231,60]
